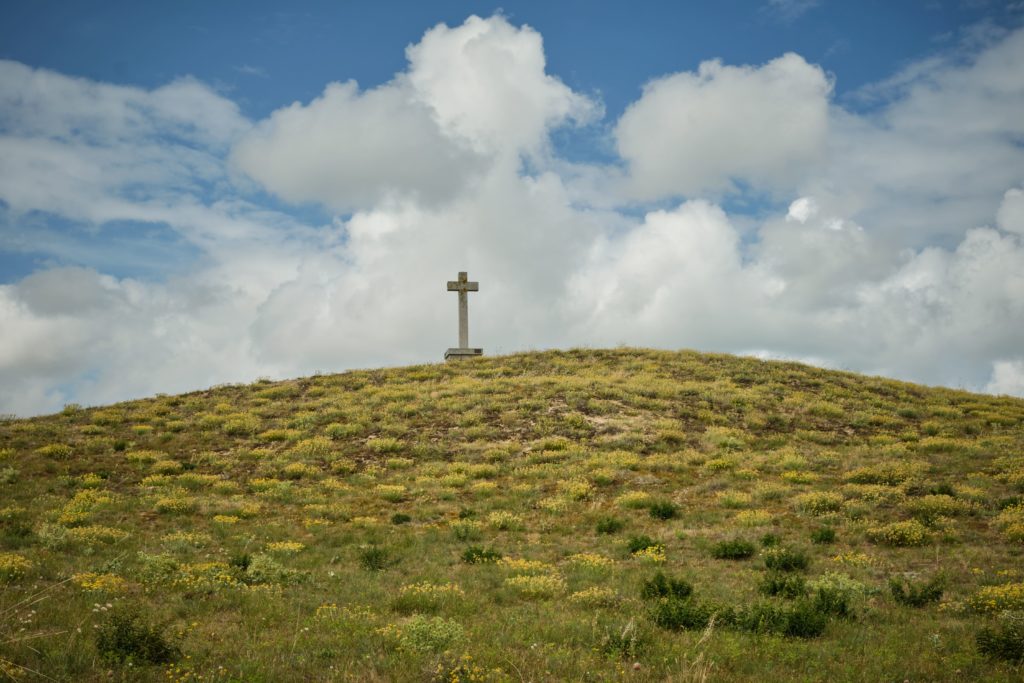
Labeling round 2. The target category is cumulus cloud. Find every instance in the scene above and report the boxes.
[615,53,831,199]
[997,187,1024,235]
[231,15,597,212]
[231,81,485,212]
[804,28,1024,246]
[1,15,1023,416]
[986,359,1024,396]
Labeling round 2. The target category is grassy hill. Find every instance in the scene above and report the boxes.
[1,348,1024,681]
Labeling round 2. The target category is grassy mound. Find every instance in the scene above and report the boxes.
[1,348,1023,680]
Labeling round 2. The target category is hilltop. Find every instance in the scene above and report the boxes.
[1,348,1023,681]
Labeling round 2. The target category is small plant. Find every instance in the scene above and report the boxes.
[504,573,566,599]
[359,545,391,571]
[810,526,836,544]
[648,500,678,520]
[760,533,781,547]
[867,519,930,547]
[641,571,693,600]
[738,600,827,638]
[228,552,251,572]
[763,546,809,572]
[626,535,659,554]
[809,571,870,619]
[378,615,464,654]
[0,552,33,582]
[711,538,756,560]
[651,598,728,631]
[391,512,411,525]
[976,611,1024,662]
[759,572,807,599]
[890,574,944,607]
[96,608,179,664]
[461,545,502,564]
[599,619,646,660]
[596,516,624,534]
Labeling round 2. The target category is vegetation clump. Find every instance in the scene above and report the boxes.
[711,538,756,560]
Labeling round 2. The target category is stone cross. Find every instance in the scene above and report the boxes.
[444,271,483,360]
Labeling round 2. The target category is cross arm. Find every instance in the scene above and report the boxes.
[447,281,479,291]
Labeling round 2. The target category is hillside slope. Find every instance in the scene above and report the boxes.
[1,348,1023,681]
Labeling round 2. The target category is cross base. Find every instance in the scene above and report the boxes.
[444,347,483,361]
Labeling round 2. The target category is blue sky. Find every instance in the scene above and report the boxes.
[1,1,1023,414]
[3,1,1015,119]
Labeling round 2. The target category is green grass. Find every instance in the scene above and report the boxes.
[1,347,1023,680]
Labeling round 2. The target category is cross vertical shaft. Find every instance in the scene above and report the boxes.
[458,287,469,348]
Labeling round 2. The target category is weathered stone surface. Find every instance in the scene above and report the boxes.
[445,271,482,361]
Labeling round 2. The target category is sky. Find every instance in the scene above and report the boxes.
[1,0,1023,416]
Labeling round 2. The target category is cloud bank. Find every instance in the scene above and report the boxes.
[1,15,1023,415]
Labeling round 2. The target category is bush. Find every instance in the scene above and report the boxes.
[976,611,1024,662]
[381,615,464,654]
[391,513,411,525]
[626,535,659,554]
[359,545,391,571]
[867,519,930,547]
[711,538,756,560]
[736,600,826,638]
[890,574,944,607]
[648,501,678,520]
[810,527,836,545]
[599,620,647,660]
[651,598,728,631]
[759,572,807,599]
[760,533,781,547]
[461,545,501,564]
[640,571,693,600]
[596,517,624,534]
[809,572,870,619]
[96,608,179,665]
[763,546,809,572]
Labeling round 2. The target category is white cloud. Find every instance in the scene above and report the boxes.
[230,15,597,212]
[405,15,597,156]
[1,17,1024,416]
[231,80,485,212]
[986,359,1024,395]
[805,28,1024,246]
[997,187,1024,235]
[615,53,831,199]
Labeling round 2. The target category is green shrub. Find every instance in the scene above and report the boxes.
[96,608,179,664]
[596,517,624,534]
[763,546,809,572]
[36,444,73,459]
[461,545,502,564]
[810,527,836,544]
[648,501,678,520]
[245,553,302,585]
[890,574,944,607]
[626,535,659,554]
[736,600,827,638]
[391,513,411,525]
[711,538,756,560]
[640,571,693,600]
[651,598,728,631]
[759,572,807,599]
[809,572,870,618]
[760,533,781,547]
[359,545,391,571]
[976,611,1024,662]
[382,615,464,654]
[599,620,647,660]
[867,519,930,547]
